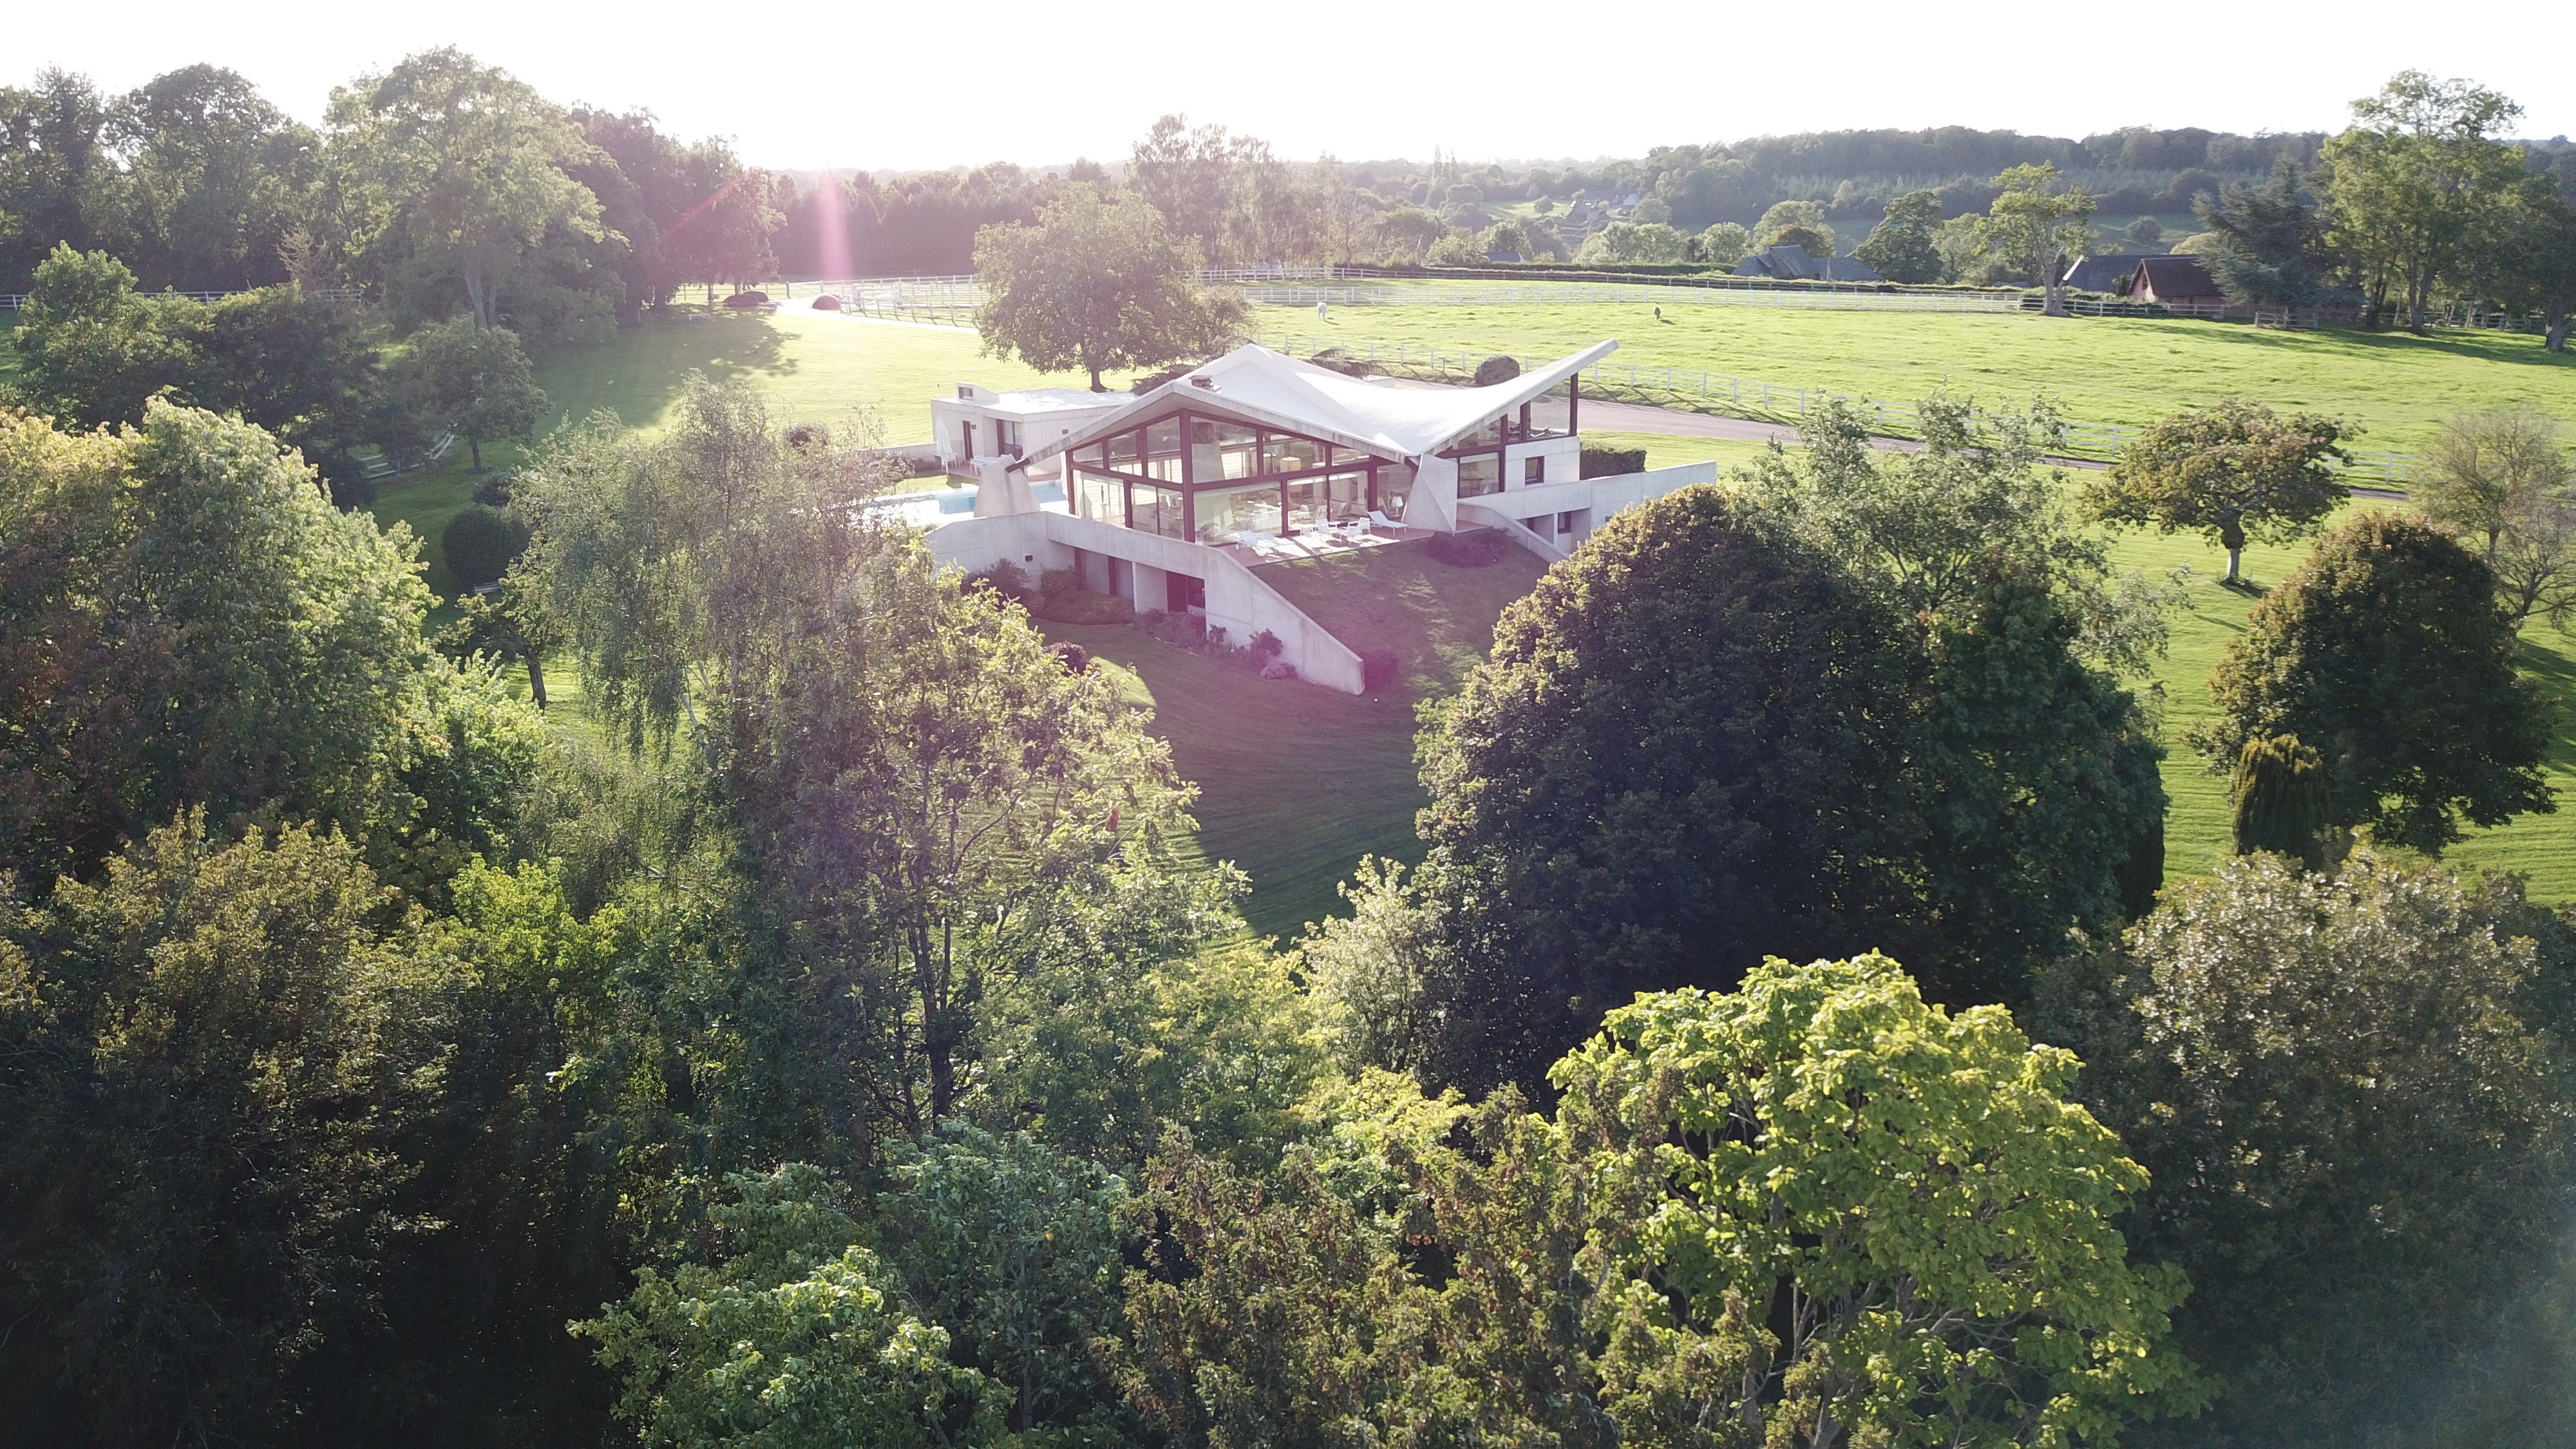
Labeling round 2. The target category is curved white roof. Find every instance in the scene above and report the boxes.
[1011,339,1620,471]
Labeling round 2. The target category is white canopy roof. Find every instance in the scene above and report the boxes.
[1010,339,1620,472]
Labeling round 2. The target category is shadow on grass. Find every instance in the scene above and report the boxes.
[536,313,798,436]
[2172,317,2576,374]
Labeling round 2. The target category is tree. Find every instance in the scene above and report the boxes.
[1694,220,1752,269]
[879,1124,1127,1437]
[515,379,1218,1135]
[972,183,1242,392]
[2491,158,2576,350]
[319,48,605,331]
[0,402,435,887]
[393,317,548,470]
[0,68,110,290]
[2192,155,2330,319]
[2322,71,2527,331]
[440,500,531,586]
[659,136,780,303]
[0,817,459,1445]
[2037,851,2576,1448]
[2081,398,2349,582]
[5,243,193,427]
[1372,204,1446,263]
[97,64,312,292]
[1987,161,2096,314]
[1852,187,1943,283]
[2416,406,2573,561]
[1553,958,2205,1448]
[574,1165,997,1449]
[1748,395,2173,996]
[1571,220,1689,265]
[1752,198,1835,254]
[2230,733,2333,867]
[2196,512,2553,853]
[1406,486,1922,1089]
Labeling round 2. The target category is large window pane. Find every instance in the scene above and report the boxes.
[1325,471,1366,520]
[1454,418,1503,450]
[1195,481,1283,543]
[1076,469,1123,523]
[1131,482,1185,538]
[1458,453,1502,498]
[1108,430,1142,468]
[1266,435,1324,475]
[1146,418,1183,482]
[1215,422,1260,479]
[1287,477,1324,531]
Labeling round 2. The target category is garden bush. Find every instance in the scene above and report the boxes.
[1039,567,1083,601]
[966,560,1031,604]
[1248,629,1283,663]
[721,290,770,308]
[470,472,516,508]
[1139,609,1208,647]
[1039,589,1133,625]
[1472,354,1522,386]
[1426,529,1510,567]
[440,504,529,589]
[1580,446,1647,478]
[811,293,842,310]
[1047,641,1091,674]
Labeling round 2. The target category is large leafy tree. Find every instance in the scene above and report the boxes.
[2192,155,2332,320]
[319,48,605,332]
[97,64,314,292]
[5,244,196,427]
[2490,156,2576,352]
[0,818,460,1446]
[0,68,111,289]
[1985,162,2095,314]
[392,316,549,470]
[2415,406,2573,564]
[2081,397,2348,583]
[0,402,434,887]
[2038,851,2576,1448]
[2322,70,2527,330]
[1554,958,2206,1448]
[2195,511,2553,853]
[574,1166,996,1449]
[972,182,1243,392]
[515,378,1219,1134]
[1852,186,1944,283]
[1406,485,1922,1090]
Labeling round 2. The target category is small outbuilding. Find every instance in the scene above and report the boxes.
[2061,253,2155,293]
[2130,254,2227,308]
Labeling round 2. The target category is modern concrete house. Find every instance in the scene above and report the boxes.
[920,341,1716,693]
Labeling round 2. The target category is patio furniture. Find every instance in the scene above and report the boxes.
[1367,510,1399,532]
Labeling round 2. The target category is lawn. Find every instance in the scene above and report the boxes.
[1255,303,2576,453]
[370,310,1088,601]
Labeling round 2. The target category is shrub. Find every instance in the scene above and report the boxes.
[1039,589,1133,625]
[1360,649,1399,692]
[965,560,1030,603]
[440,504,529,589]
[1426,529,1510,567]
[1247,629,1283,663]
[721,290,770,308]
[1039,567,1083,601]
[811,292,843,310]
[470,472,516,508]
[1472,354,1522,386]
[1046,641,1090,674]
[1139,609,1207,647]
[1580,446,1647,478]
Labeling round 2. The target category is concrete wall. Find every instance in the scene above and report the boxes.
[925,511,1367,695]
[1476,461,1718,547]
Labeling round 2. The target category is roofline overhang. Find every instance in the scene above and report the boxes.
[1008,339,1621,475]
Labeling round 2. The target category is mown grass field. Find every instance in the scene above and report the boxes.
[1255,303,2576,452]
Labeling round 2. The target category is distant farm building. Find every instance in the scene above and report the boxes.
[1731,245,1884,283]
[2130,254,2227,308]
[2061,253,2156,293]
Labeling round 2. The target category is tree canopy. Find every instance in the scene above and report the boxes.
[2197,511,2553,853]
[2081,398,2349,582]
[972,182,1243,392]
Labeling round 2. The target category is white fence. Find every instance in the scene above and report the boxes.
[1254,328,2420,488]
[0,287,363,310]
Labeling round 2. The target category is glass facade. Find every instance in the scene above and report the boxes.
[1196,480,1283,542]
[1457,453,1502,498]
[1131,482,1185,538]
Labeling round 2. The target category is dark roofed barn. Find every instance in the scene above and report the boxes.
[2130,254,2226,308]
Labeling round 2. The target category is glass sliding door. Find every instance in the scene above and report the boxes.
[1195,480,1284,543]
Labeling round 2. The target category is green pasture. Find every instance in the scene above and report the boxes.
[1256,303,2576,453]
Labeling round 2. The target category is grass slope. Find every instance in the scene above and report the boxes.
[1034,541,1546,938]
[370,312,1087,601]
[1258,305,2576,452]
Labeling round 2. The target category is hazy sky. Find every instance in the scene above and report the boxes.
[17,0,2575,171]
